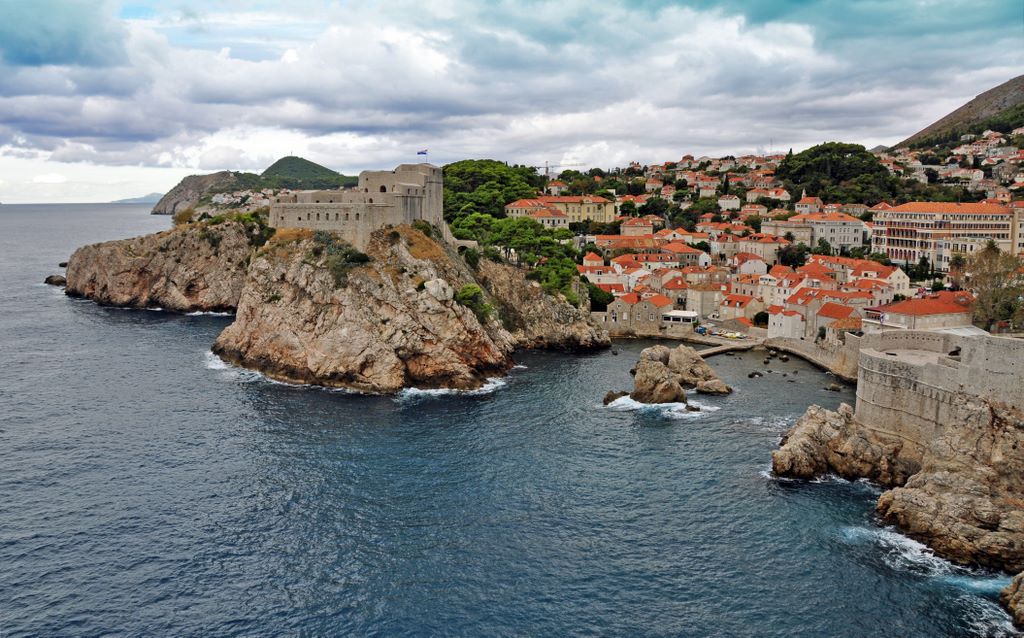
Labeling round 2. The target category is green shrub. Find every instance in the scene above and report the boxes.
[412,219,436,238]
[198,227,221,249]
[310,231,371,286]
[586,282,614,311]
[172,208,195,226]
[462,247,480,269]
[454,283,492,323]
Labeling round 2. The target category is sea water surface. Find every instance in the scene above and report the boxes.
[0,204,1019,637]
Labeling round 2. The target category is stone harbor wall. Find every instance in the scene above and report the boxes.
[763,335,860,381]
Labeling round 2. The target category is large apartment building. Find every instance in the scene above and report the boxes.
[505,195,616,224]
[870,202,1022,271]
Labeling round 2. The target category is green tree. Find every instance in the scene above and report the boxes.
[443,160,542,222]
[966,241,1024,329]
[778,243,811,267]
[811,238,833,255]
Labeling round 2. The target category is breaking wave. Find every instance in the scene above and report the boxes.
[603,395,721,419]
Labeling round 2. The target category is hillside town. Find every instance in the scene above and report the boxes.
[500,136,1024,344]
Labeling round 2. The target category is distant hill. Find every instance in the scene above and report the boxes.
[151,157,357,215]
[112,192,163,204]
[261,156,340,182]
[897,75,1024,148]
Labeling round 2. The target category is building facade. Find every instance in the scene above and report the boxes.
[269,163,447,249]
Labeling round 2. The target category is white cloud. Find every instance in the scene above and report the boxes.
[0,0,1018,201]
[32,173,67,184]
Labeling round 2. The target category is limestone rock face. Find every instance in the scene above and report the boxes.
[774,398,1024,573]
[1002,572,1024,627]
[696,379,731,395]
[627,344,731,404]
[772,403,913,485]
[151,171,237,215]
[475,259,609,351]
[214,225,600,393]
[668,345,733,391]
[65,221,255,312]
[875,399,1024,572]
[631,346,686,404]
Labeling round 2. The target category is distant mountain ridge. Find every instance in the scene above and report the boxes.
[111,193,163,204]
[897,75,1024,148]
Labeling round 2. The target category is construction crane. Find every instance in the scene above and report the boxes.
[527,161,585,179]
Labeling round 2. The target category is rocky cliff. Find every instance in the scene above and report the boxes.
[151,171,237,215]
[1003,573,1024,627]
[212,226,608,393]
[773,398,1024,573]
[65,220,261,312]
[475,259,609,351]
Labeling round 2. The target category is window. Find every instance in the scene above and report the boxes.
[380,185,387,193]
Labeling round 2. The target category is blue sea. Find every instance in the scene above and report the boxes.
[0,204,1018,636]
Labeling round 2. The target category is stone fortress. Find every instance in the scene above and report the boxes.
[853,329,1023,439]
[269,163,453,249]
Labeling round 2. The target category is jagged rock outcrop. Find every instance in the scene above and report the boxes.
[626,344,731,404]
[151,171,236,215]
[475,259,609,351]
[631,346,687,404]
[773,398,1024,573]
[65,221,257,312]
[212,226,606,393]
[669,345,733,393]
[1002,573,1024,627]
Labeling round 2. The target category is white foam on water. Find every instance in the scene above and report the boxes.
[839,525,957,576]
[186,310,234,316]
[955,594,1021,637]
[603,395,720,419]
[512,364,528,370]
[396,376,508,400]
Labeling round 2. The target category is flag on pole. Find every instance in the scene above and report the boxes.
[417,149,428,155]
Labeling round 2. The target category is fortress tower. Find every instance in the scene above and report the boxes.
[268,163,451,249]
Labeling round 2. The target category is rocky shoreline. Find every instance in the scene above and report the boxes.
[773,399,1024,625]
[65,220,608,393]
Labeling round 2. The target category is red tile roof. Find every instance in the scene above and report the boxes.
[817,302,855,320]
[888,202,1009,215]
[870,292,974,316]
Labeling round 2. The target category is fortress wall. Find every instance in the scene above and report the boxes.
[957,336,1024,407]
[853,331,1023,465]
[269,203,406,249]
[859,330,957,355]
[268,163,446,250]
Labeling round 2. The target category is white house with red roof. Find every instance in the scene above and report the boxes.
[794,192,824,214]
[718,194,741,211]
[660,242,712,268]
[547,180,568,196]
[621,217,656,237]
[862,291,975,332]
[729,252,768,275]
[767,305,806,339]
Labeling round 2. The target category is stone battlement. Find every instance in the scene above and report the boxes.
[269,163,451,249]
[854,331,1023,452]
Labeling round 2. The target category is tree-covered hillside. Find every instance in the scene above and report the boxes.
[443,159,543,222]
[777,142,982,206]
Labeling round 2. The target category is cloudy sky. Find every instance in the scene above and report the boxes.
[0,0,1020,202]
